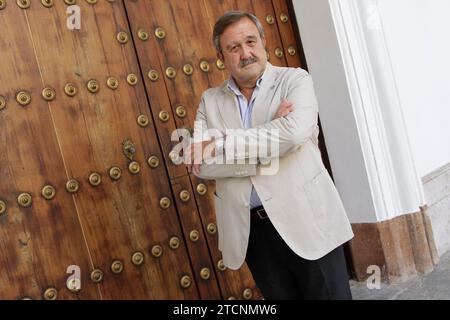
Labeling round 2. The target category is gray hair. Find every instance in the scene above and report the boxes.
[213,11,265,52]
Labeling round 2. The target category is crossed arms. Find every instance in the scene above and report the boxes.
[190,71,319,180]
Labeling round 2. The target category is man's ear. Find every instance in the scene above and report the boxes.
[217,51,224,61]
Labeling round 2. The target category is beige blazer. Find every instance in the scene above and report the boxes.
[194,63,354,270]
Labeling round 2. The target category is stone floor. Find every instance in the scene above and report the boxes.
[350,251,450,300]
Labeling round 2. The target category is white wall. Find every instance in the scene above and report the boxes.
[377,0,450,177]
[292,0,450,255]
[291,0,378,223]
[291,0,442,222]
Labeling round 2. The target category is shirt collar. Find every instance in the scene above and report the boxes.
[227,64,268,95]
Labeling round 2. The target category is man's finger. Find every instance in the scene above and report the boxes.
[280,100,293,107]
[193,164,201,176]
[279,103,293,112]
[283,105,293,112]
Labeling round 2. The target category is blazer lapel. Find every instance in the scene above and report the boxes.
[251,63,280,127]
[218,84,244,129]
[217,63,280,129]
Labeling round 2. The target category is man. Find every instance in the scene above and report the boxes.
[186,11,354,299]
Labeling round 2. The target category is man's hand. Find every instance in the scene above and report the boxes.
[273,100,294,119]
[185,140,216,176]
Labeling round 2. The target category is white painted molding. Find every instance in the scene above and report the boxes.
[292,0,377,223]
[328,0,425,220]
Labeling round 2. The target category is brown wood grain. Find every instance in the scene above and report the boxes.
[124,0,229,300]
[0,3,98,300]
[0,0,312,300]
[140,0,265,300]
[122,0,191,181]
[1,1,199,299]
[272,0,304,67]
[170,175,222,299]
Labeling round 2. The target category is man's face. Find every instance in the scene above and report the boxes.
[218,18,267,86]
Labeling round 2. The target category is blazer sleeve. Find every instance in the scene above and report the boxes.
[193,91,257,180]
[225,70,319,160]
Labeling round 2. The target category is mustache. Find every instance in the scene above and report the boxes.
[239,56,258,68]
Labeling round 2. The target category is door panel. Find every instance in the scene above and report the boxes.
[25,0,200,299]
[0,3,98,300]
[123,0,224,299]
[125,0,265,300]
[0,0,312,300]
[272,0,305,67]
[125,0,304,300]
[170,175,222,299]
[1,0,198,300]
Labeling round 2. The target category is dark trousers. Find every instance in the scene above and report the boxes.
[245,215,352,300]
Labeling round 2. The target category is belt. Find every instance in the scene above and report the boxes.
[250,205,269,220]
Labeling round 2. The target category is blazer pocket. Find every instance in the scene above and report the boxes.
[302,170,329,230]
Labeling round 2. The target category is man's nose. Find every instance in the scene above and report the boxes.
[240,45,253,59]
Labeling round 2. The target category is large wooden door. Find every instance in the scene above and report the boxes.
[0,0,306,300]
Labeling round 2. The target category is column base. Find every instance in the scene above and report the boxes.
[348,207,439,283]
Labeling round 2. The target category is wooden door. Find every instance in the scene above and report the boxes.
[0,0,204,300]
[124,0,309,300]
[0,0,308,300]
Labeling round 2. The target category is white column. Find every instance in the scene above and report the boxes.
[292,0,425,222]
